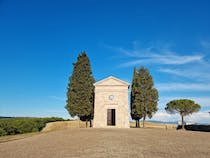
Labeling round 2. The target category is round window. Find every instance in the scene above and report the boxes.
[109,95,114,101]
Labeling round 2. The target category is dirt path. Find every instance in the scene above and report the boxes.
[0,128,210,158]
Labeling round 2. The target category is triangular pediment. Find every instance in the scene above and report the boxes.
[94,76,129,86]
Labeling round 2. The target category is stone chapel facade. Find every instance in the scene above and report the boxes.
[93,76,130,128]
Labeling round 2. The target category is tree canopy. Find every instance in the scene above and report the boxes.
[165,99,201,129]
[130,67,158,128]
[65,52,95,127]
[130,67,142,127]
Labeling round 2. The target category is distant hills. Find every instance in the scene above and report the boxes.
[0,116,178,124]
[0,116,14,119]
[130,120,178,124]
[147,120,178,124]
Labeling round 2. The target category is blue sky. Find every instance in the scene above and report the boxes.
[0,0,210,123]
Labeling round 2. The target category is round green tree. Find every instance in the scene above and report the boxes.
[165,99,201,129]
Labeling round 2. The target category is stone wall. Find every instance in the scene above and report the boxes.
[93,77,130,128]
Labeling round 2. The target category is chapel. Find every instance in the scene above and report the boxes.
[93,76,130,128]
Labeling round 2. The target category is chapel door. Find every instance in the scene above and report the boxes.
[107,109,115,126]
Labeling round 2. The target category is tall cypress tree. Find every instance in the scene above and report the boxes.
[65,51,95,127]
[130,67,143,128]
[139,67,158,128]
[131,67,158,128]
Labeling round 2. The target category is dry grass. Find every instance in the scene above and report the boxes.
[130,121,177,129]
[0,120,88,143]
[0,128,210,158]
[0,132,40,143]
[42,120,89,132]
[42,120,176,132]
[0,121,176,143]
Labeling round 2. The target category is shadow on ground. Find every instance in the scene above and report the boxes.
[177,124,210,132]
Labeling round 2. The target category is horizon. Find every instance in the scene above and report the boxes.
[0,0,210,124]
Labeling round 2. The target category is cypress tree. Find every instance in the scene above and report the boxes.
[138,67,158,128]
[130,67,143,128]
[65,51,95,127]
[131,67,158,128]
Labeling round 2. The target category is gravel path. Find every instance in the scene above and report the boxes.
[0,128,210,158]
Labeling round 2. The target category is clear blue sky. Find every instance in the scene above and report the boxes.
[0,0,210,123]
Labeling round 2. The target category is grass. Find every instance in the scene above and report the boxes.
[1,128,210,158]
[0,131,41,143]
[130,121,177,129]
[0,120,176,143]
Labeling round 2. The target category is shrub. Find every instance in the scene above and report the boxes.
[0,117,65,136]
[0,127,7,136]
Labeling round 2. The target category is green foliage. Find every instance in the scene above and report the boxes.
[0,117,64,136]
[0,127,7,136]
[165,99,201,129]
[130,67,142,127]
[165,99,201,115]
[130,67,158,127]
[65,51,95,127]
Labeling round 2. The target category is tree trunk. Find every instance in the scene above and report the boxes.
[89,119,92,127]
[143,116,146,128]
[136,120,140,128]
[85,120,88,128]
[78,116,80,128]
[181,114,184,130]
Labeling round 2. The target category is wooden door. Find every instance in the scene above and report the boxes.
[107,109,112,125]
[107,109,116,126]
[111,109,116,125]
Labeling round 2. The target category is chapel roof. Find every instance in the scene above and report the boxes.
[94,76,130,86]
